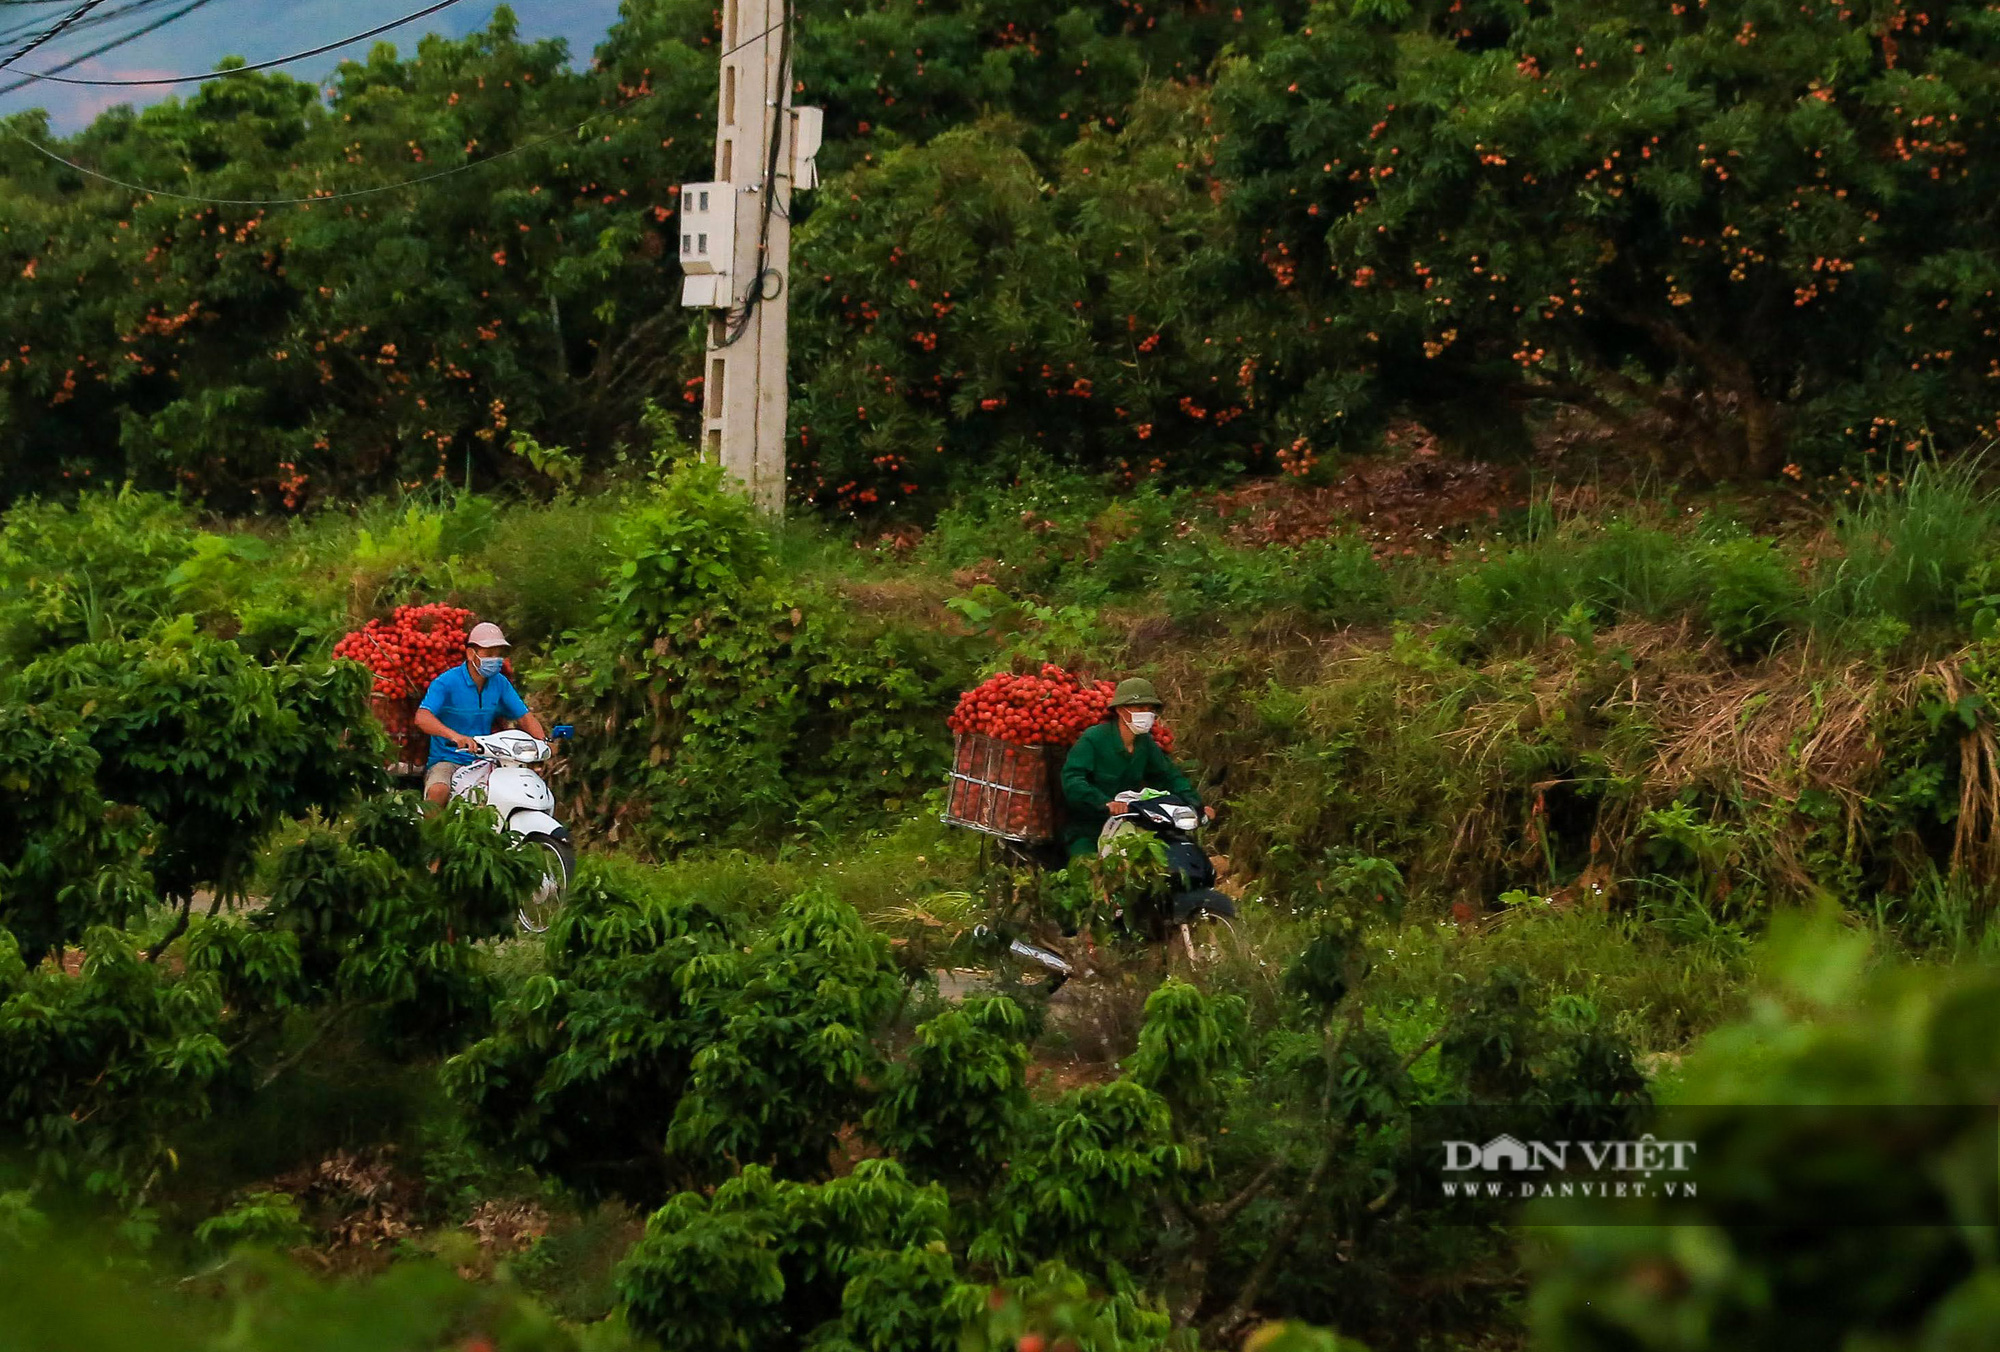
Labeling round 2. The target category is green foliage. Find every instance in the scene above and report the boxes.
[457,495,623,648]
[793,86,1276,510]
[444,861,741,1203]
[194,796,539,1048]
[2,626,382,954]
[961,1263,1177,1352]
[1699,537,1804,659]
[798,0,1303,172]
[0,924,229,1199]
[972,1078,1186,1272]
[1157,534,1393,628]
[0,772,534,1201]
[548,458,975,845]
[865,994,1031,1185]
[0,700,155,963]
[0,1242,649,1352]
[1528,914,2000,1350]
[453,877,898,1197]
[666,890,904,1176]
[1218,0,2000,480]
[1237,1326,1371,1352]
[1126,979,1249,1128]
[0,5,719,506]
[1451,518,1705,645]
[0,489,195,664]
[17,625,381,900]
[1439,967,1637,1106]
[193,1189,312,1253]
[1817,455,2000,636]
[1283,926,1361,1015]
[616,1159,963,1352]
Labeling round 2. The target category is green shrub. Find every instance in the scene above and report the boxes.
[0,1242,645,1352]
[0,489,195,665]
[864,994,1031,1186]
[617,1160,964,1352]
[1221,0,2000,481]
[545,459,974,846]
[3,625,383,953]
[461,496,624,648]
[1699,537,1805,659]
[443,861,743,1203]
[916,472,1121,599]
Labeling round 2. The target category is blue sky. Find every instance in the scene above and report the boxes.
[0,0,627,131]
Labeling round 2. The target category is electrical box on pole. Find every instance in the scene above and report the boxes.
[678,0,822,517]
[676,182,735,309]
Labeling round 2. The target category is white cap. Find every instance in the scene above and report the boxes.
[467,621,511,648]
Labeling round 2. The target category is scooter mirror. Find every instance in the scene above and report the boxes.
[551,724,575,740]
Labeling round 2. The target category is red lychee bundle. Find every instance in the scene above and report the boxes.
[946,663,1174,753]
[332,603,480,700]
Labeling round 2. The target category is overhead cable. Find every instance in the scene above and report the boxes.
[1,0,111,70]
[716,0,792,350]
[0,0,182,47]
[7,0,468,85]
[0,0,218,96]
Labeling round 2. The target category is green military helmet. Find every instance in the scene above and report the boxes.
[1109,677,1162,708]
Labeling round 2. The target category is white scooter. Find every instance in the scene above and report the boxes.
[448,726,576,933]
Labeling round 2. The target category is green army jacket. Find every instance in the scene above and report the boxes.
[1059,720,1199,856]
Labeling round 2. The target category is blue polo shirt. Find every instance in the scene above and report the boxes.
[418,663,530,766]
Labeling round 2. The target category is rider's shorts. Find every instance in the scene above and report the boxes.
[425,760,458,793]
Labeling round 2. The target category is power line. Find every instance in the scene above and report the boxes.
[1,83,663,206]
[2,0,111,70]
[0,5,783,96]
[0,0,180,48]
[0,0,218,96]
[718,14,785,63]
[7,0,468,86]
[717,1,792,350]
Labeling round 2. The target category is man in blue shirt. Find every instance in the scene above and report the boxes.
[413,620,548,807]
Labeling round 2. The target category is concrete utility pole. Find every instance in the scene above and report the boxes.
[677,0,821,517]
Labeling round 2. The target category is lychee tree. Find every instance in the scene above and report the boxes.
[1218,0,2000,479]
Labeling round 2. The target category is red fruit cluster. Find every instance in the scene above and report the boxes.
[946,664,1173,753]
[948,735,1055,839]
[332,603,480,700]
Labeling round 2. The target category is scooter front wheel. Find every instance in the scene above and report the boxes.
[519,831,575,934]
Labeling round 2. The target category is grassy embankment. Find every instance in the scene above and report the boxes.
[13,455,2000,1314]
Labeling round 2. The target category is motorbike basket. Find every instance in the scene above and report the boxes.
[369,693,429,774]
[942,732,1058,843]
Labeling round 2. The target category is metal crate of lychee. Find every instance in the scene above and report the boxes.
[370,692,430,776]
[941,732,1057,843]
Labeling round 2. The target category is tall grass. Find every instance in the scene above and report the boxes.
[1448,512,1708,644]
[1810,453,2000,643]
[1368,905,1750,1054]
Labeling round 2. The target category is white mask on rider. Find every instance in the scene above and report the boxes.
[1127,709,1157,734]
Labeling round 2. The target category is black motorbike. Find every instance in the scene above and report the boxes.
[964,791,1239,992]
[1112,792,1232,940]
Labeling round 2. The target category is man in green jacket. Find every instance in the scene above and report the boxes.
[1060,677,1213,858]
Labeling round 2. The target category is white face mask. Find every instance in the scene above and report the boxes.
[1127,710,1157,734]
